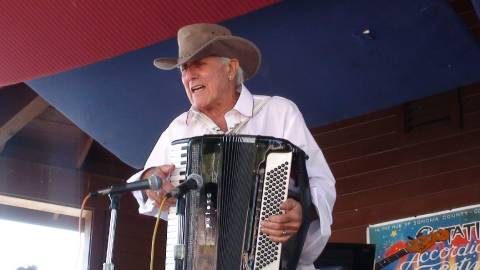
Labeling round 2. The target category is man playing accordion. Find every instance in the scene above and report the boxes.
[127,23,336,270]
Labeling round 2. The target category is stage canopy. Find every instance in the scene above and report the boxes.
[1,0,479,167]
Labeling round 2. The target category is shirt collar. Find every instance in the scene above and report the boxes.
[233,84,254,118]
[186,84,254,125]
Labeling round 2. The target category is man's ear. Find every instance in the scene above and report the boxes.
[228,58,240,80]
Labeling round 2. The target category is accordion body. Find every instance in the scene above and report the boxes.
[167,135,313,270]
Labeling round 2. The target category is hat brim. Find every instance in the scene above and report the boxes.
[153,36,261,81]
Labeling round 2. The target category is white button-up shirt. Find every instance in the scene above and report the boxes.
[128,84,336,269]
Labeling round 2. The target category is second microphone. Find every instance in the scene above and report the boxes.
[166,173,203,198]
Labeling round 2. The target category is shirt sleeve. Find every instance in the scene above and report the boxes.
[281,99,337,266]
[126,127,173,220]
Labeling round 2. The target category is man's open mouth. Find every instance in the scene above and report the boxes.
[191,85,205,93]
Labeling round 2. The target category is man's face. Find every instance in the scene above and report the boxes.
[180,56,237,115]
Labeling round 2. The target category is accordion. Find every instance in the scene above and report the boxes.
[166,135,313,270]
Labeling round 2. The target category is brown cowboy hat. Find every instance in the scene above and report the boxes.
[153,23,261,81]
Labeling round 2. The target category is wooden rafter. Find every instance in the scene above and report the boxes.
[75,134,93,169]
[0,84,49,152]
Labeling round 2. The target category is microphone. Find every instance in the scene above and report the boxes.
[166,173,203,198]
[90,175,163,197]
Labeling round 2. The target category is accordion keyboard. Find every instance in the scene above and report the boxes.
[165,142,188,270]
[254,151,292,270]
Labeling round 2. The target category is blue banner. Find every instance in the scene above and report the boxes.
[368,205,480,270]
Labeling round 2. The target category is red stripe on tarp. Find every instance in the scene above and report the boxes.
[0,0,280,86]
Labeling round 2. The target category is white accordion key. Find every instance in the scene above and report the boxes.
[168,142,188,186]
[165,207,179,270]
[165,141,187,270]
[254,151,292,270]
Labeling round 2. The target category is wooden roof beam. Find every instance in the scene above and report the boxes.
[75,134,93,169]
[0,84,49,152]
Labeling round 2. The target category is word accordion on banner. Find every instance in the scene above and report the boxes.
[165,134,314,270]
[368,204,480,270]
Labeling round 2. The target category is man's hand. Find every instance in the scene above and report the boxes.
[260,198,303,243]
[142,164,176,211]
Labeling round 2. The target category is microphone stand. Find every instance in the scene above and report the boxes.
[103,193,121,270]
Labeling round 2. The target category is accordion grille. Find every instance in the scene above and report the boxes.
[217,135,257,269]
[185,142,201,268]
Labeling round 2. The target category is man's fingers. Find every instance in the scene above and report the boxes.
[262,219,300,231]
[268,204,301,224]
[261,220,283,230]
[261,227,289,237]
[161,181,175,193]
[268,213,291,224]
[158,164,176,176]
[146,188,171,200]
[152,164,176,179]
[146,189,163,202]
[260,226,293,243]
[261,198,303,241]
[143,164,176,180]
[279,198,297,211]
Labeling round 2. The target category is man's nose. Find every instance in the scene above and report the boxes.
[182,67,197,81]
